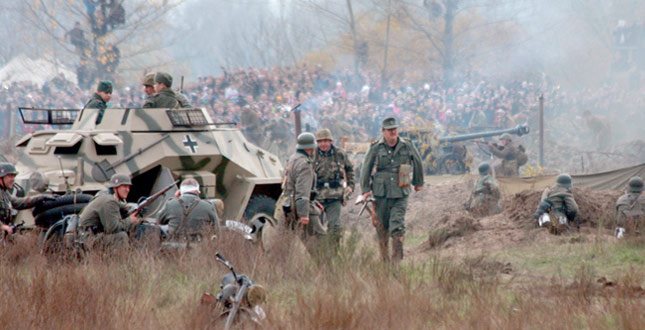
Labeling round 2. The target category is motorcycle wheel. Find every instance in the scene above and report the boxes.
[211,307,264,329]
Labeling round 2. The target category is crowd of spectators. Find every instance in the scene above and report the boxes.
[2,64,644,163]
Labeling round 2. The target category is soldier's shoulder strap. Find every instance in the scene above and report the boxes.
[174,197,200,238]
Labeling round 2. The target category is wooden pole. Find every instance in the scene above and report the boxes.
[539,94,544,167]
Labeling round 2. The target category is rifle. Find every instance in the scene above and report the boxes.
[355,195,378,228]
[127,180,179,217]
[1,221,25,246]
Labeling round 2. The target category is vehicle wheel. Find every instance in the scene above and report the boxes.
[243,195,276,221]
[34,203,87,229]
[32,193,93,216]
[41,218,67,255]
[212,307,263,329]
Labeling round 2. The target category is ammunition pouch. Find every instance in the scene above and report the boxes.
[316,180,342,189]
[282,199,292,215]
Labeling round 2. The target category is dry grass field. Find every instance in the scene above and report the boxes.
[1,180,644,329]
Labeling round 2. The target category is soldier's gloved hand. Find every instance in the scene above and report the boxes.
[299,217,310,225]
[32,194,57,204]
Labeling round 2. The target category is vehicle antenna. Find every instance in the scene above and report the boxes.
[58,156,71,193]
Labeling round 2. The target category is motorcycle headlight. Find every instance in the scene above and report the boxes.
[247,284,267,306]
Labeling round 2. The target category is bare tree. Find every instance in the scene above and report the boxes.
[16,0,182,88]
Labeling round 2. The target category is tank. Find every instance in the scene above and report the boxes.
[400,124,530,174]
[13,107,284,228]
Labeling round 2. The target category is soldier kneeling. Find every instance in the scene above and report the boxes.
[466,162,501,217]
[78,174,143,250]
[614,176,645,238]
[533,173,579,234]
[156,178,220,244]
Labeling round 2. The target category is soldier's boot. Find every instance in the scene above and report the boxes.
[391,236,404,264]
[376,226,390,262]
[378,238,390,263]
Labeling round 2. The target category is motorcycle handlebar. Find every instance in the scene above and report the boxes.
[215,251,237,280]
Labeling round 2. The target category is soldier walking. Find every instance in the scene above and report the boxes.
[156,178,220,241]
[614,176,645,238]
[79,173,142,249]
[466,162,501,217]
[360,117,424,263]
[313,128,355,247]
[274,132,326,254]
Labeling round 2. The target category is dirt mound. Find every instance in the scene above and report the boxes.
[424,211,480,249]
[504,187,623,227]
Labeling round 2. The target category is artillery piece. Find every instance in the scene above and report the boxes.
[400,124,530,175]
[12,107,283,232]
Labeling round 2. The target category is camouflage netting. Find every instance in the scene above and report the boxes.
[504,187,623,228]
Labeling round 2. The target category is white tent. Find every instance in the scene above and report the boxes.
[0,54,77,87]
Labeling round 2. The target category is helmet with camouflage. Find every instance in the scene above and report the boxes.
[296,132,317,150]
[627,176,644,193]
[478,162,491,175]
[556,173,572,188]
[315,128,333,141]
[107,173,132,188]
[0,162,18,178]
[500,133,512,142]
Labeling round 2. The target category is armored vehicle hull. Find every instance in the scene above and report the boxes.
[14,107,283,228]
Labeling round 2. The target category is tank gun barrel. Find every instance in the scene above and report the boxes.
[438,124,530,143]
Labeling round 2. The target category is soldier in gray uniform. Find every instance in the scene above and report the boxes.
[143,72,192,109]
[142,72,156,99]
[488,133,519,177]
[614,176,645,238]
[466,162,501,217]
[274,132,326,254]
[533,173,579,234]
[84,80,112,124]
[156,178,220,241]
[360,117,424,263]
[313,128,355,246]
[0,163,54,234]
[79,173,142,248]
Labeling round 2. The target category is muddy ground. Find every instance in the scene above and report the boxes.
[341,178,625,259]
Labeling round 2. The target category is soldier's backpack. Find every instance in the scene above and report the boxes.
[516,145,528,166]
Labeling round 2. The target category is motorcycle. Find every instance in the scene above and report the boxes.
[201,252,267,329]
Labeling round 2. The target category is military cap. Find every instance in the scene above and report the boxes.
[478,162,491,175]
[627,176,643,193]
[500,133,512,141]
[0,163,18,178]
[142,72,156,87]
[107,173,132,188]
[296,132,317,150]
[315,128,333,141]
[97,80,113,93]
[154,71,173,88]
[556,173,572,188]
[382,117,399,130]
